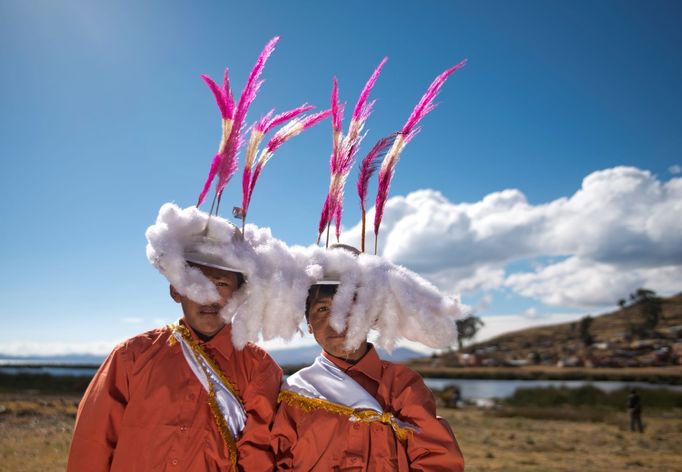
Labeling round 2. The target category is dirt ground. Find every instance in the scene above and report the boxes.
[1,394,680,471]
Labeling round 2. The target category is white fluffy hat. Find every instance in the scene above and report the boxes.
[293,245,463,353]
[145,203,322,350]
[146,203,276,348]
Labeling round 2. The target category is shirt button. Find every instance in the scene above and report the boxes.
[171,459,178,466]
[180,425,188,432]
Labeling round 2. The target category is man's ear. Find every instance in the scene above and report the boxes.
[169,285,182,304]
[307,323,313,334]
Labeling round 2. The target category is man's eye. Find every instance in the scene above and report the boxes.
[217,282,232,288]
[317,306,330,313]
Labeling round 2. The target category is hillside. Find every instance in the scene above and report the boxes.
[421,292,682,369]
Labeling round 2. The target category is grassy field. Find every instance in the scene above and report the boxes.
[1,393,681,472]
[444,407,682,472]
[0,394,78,472]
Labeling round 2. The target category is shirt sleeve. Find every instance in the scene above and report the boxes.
[270,400,298,470]
[235,350,283,472]
[67,342,130,472]
[393,369,465,472]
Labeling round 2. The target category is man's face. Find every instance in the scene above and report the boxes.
[170,265,240,337]
[307,295,367,361]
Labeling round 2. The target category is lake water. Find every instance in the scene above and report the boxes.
[2,365,681,400]
[421,378,682,400]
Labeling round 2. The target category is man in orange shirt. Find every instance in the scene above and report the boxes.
[271,55,467,469]
[67,205,282,471]
[271,247,465,471]
[67,34,333,471]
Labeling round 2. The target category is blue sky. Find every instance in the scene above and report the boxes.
[1,0,681,354]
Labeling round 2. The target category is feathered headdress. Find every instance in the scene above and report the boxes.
[285,58,468,353]
[146,37,332,349]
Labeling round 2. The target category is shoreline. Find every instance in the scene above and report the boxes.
[410,365,682,385]
[3,365,681,390]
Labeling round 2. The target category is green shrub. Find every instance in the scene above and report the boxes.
[505,385,682,410]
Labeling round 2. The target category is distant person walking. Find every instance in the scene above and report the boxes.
[628,388,644,433]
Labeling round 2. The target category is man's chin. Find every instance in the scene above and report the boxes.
[186,318,225,338]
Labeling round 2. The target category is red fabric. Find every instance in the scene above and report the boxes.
[271,346,464,471]
[67,321,282,471]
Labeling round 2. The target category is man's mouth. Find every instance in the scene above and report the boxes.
[200,307,219,315]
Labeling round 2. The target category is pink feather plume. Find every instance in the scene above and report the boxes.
[401,58,467,142]
[240,109,331,220]
[265,109,331,154]
[196,37,280,210]
[331,78,343,136]
[256,104,313,134]
[317,59,387,244]
[200,71,230,120]
[355,134,395,252]
[357,134,396,212]
[352,57,387,124]
[372,59,466,252]
[234,37,279,125]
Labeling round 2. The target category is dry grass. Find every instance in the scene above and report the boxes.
[441,407,682,472]
[0,394,78,472]
[1,393,681,472]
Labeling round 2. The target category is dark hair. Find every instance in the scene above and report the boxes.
[235,272,246,289]
[305,284,338,320]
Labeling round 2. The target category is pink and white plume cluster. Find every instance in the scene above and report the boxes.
[196,36,280,213]
[240,106,331,225]
[317,58,388,245]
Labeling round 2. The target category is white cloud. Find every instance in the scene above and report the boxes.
[341,166,682,308]
[474,295,493,313]
[475,312,585,343]
[0,340,118,357]
[670,165,681,175]
[506,257,682,307]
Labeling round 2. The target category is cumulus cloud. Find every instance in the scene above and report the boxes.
[670,165,681,175]
[475,312,585,343]
[341,166,682,308]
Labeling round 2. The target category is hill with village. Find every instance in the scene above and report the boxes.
[420,290,682,370]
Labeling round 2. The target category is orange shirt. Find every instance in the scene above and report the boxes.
[67,321,282,471]
[271,346,464,471]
